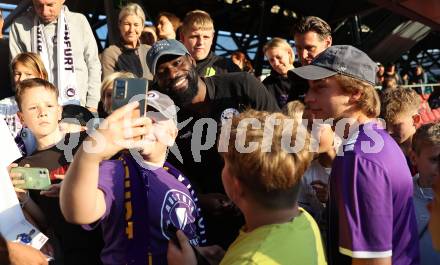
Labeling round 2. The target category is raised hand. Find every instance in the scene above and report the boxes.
[82,101,152,160]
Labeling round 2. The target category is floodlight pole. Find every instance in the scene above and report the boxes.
[104,0,120,45]
[254,0,267,76]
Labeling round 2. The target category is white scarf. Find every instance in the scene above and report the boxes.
[31,6,79,105]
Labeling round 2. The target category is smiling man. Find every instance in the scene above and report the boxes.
[147,39,279,247]
[9,0,101,112]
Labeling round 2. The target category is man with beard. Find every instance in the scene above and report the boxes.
[147,39,279,248]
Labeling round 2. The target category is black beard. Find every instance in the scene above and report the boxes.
[163,67,199,107]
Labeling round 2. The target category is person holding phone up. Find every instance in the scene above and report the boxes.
[61,91,223,265]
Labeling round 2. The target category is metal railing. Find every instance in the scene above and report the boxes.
[375,83,439,90]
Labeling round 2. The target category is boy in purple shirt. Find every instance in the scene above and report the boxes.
[292,45,420,265]
[60,91,208,265]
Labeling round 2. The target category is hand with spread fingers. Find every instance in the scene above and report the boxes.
[84,101,152,160]
[61,101,152,225]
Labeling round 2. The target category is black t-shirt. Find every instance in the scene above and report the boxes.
[168,72,280,194]
[115,46,143,78]
[17,132,103,265]
[0,39,13,100]
[263,70,308,108]
[196,52,241,77]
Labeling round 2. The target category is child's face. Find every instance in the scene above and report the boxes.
[140,111,177,160]
[414,145,440,186]
[428,171,440,250]
[13,62,41,84]
[18,86,62,138]
[388,112,418,144]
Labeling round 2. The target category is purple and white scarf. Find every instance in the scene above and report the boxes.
[31,6,79,105]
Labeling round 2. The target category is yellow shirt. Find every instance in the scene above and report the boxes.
[220,208,327,265]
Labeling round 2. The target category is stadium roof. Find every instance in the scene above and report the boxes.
[3,0,440,36]
[2,0,440,74]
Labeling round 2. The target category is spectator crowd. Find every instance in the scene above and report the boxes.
[0,1,439,265]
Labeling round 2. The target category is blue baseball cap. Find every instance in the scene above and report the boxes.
[291,45,377,85]
[146,39,190,75]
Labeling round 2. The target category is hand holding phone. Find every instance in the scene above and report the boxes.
[111,78,148,116]
[11,167,51,190]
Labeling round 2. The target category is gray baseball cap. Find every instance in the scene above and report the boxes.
[146,39,190,75]
[291,45,377,85]
[146,90,178,125]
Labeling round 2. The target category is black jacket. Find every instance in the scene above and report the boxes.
[263,70,308,108]
[196,52,241,77]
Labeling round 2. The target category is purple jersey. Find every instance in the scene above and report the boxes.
[86,155,205,265]
[327,122,419,265]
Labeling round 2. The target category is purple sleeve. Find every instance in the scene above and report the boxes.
[338,156,393,258]
[82,160,124,230]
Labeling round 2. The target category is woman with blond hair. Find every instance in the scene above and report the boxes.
[0,52,48,154]
[101,3,153,80]
[155,11,181,40]
[11,52,48,84]
[263,37,307,108]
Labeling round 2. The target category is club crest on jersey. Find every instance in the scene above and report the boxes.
[161,189,196,239]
